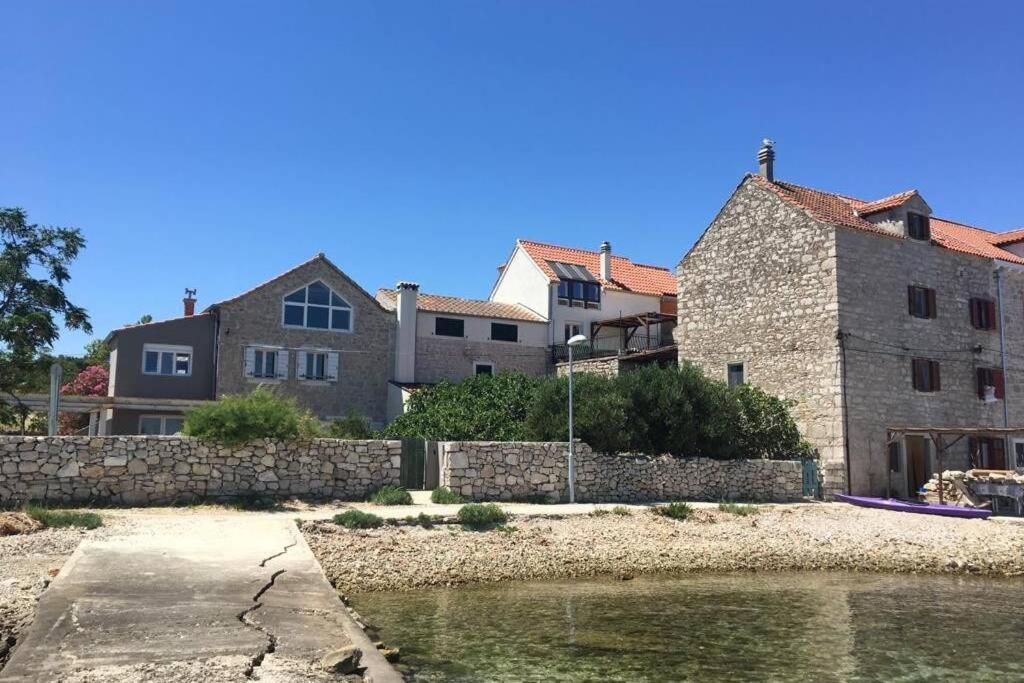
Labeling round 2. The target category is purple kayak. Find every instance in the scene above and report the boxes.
[835,494,992,519]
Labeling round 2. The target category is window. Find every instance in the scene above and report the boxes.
[969,297,997,330]
[557,279,601,308]
[907,286,936,319]
[727,362,744,386]
[282,281,352,331]
[435,317,465,337]
[976,367,1005,400]
[564,322,582,342]
[911,358,941,392]
[142,344,192,376]
[907,212,930,241]
[297,350,339,382]
[490,322,518,342]
[969,437,1006,470]
[139,415,185,435]
[245,347,287,380]
[474,362,494,376]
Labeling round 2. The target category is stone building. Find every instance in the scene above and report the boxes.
[677,141,1024,497]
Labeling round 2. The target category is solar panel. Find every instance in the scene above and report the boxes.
[547,260,596,282]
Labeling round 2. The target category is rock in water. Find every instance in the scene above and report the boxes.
[320,645,362,674]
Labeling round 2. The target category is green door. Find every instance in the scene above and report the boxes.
[400,439,425,490]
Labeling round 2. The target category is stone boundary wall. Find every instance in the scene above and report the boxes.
[439,441,803,503]
[0,436,401,506]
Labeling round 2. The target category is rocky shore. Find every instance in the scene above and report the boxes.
[303,504,1024,594]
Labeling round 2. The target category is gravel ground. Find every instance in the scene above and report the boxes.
[303,504,1024,593]
[0,517,130,669]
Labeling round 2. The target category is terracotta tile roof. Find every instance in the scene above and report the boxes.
[516,239,677,297]
[747,174,1024,265]
[376,289,546,322]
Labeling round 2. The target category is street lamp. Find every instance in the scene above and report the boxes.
[566,333,588,503]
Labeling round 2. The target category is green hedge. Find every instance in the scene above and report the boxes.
[183,389,322,445]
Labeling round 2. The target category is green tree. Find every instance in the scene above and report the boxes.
[136,314,152,325]
[82,339,110,367]
[0,208,91,423]
[524,373,629,453]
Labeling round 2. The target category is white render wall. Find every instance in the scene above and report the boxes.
[414,311,548,347]
[489,246,551,320]
[551,287,666,345]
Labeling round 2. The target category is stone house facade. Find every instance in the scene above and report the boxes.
[677,142,1024,497]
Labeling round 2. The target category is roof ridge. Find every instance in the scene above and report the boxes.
[931,215,997,234]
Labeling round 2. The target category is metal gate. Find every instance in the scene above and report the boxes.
[802,459,820,499]
[400,439,425,489]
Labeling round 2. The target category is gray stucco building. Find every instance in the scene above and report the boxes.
[677,142,1024,497]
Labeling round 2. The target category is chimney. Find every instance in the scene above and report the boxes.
[183,288,197,317]
[394,282,419,383]
[599,241,612,281]
[758,138,775,182]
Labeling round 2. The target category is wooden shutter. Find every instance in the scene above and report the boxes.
[926,289,936,318]
[993,369,1005,399]
[987,301,997,330]
[296,351,308,379]
[275,350,289,379]
[911,359,922,391]
[243,347,256,378]
[969,298,979,328]
[992,438,1007,469]
[930,361,940,391]
[976,368,988,399]
[908,286,916,316]
[326,352,339,382]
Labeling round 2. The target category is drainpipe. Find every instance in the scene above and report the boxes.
[838,329,852,495]
[995,267,1010,440]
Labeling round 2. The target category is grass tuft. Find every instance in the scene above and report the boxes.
[369,485,413,506]
[652,502,693,521]
[718,502,759,516]
[611,506,632,516]
[429,486,464,504]
[25,505,102,530]
[231,495,281,511]
[456,503,507,529]
[333,510,384,529]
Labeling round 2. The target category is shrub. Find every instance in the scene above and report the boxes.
[369,485,413,506]
[525,373,629,453]
[718,502,759,516]
[457,503,507,529]
[183,389,322,445]
[590,508,610,517]
[333,510,383,529]
[26,505,102,529]
[653,502,693,521]
[611,505,632,516]
[430,486,464,504]
[328,410,373,439]
[404,512,440,528]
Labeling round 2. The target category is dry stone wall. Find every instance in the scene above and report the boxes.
[0,436,401,506]
[439,441,803,503]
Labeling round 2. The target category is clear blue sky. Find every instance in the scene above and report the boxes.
[3,1,1022,356]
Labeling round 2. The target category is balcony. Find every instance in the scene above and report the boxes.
[550,311,677,363]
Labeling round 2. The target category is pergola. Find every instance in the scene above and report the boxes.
[2,393,214,435]
[589,311,675,352]
[886,426,1024,504]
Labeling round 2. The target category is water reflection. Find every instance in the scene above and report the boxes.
[353,573,1024,682]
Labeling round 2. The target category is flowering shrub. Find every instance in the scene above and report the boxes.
[58,365,109,435]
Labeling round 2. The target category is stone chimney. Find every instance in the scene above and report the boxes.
[599,241,612,281]
[395,282,419,383]
[183,288,197,317]
[758,139,775,182]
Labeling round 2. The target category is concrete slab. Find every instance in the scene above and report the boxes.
[0,515,400,683]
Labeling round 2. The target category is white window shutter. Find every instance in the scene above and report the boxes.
[296,351,307,380]
[243,347,256,378]
[326,352,339,382]
[275,350,289,379]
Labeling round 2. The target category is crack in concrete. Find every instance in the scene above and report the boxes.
[240,535,296,679]
[259,540,297,568]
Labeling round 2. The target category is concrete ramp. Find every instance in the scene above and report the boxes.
[0,514,401,683]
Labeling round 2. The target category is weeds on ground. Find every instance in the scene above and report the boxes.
[404,513,441,528]
[333,510,384,529]
[25,504,103,529]
[231,495,282,511]
[718,502,759,516]
[429,487,464,504]
[590,508,610,517]
[611,506,632,516]
[507,493,558,504]
[457,503,507,529]
[496,524,518,534]
[652,502,693,521]
[369,485,413,506]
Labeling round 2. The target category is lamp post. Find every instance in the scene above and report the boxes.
[566,334,588,503]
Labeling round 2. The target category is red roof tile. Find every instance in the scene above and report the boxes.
[747,174,1024,265]
[517,239,677,297]
[376,289,546,322]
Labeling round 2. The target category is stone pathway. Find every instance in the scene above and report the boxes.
[0,515,401,683]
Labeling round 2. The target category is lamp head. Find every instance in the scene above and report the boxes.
[567,334,588,346]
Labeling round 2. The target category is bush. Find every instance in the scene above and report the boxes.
[404,512,440,528]
[369,485,413,506]
[653,502,693,521]
[611,505,632,516]
[26,505,102,529]
[183,389,322,445]
[328,410,373,439]
[333,510,383,529]
[525,373,629,453]
[719,502,759,516]
[457,503,507,529]
[430,486,464,504]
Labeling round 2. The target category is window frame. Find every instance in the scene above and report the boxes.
[907,285,937,319]
[304,351,328,381]
[473,361,495,376]
[141,344,193,377]
[911,358,941,392]
[907,212,930,241]
[726,362,745,386]
[976,367,1005,400]
[281,280,354,333]
[138,414,185,435]
[969,297,997,330]
[253,348,277,379]
[564,322,582,342]
[434,317,465,338]
[490,322,519,343]
[556,279,601,309]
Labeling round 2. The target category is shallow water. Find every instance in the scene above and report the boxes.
[352,572,1024,682]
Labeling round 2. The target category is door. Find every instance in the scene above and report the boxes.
[905,436,930,495]
[400,439,425,490]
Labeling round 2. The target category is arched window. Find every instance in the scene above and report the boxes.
[282,281,352,331]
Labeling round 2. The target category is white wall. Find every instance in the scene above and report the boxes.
[489,246,550,320]
[551,288,664,344]
[415,311,548,347]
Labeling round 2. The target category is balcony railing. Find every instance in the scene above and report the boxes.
[550,333,665,363]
